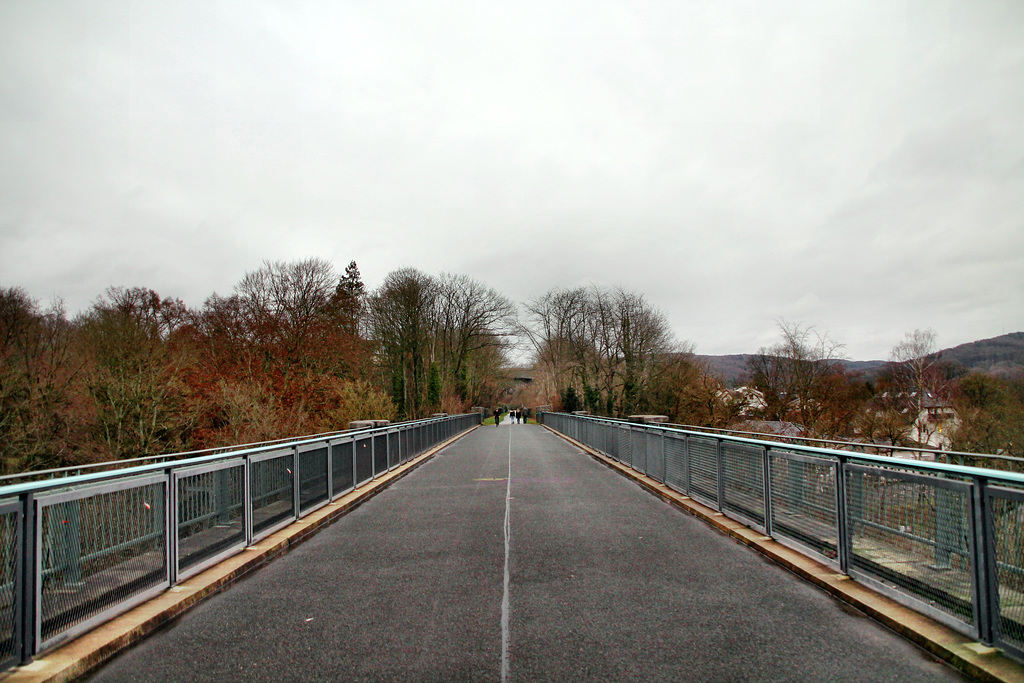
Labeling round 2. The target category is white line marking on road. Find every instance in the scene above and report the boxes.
[501,426,513,683]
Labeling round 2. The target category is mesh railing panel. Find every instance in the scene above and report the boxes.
[331,441,354,496]
[990,489,1024,653]
[0,414,478,666]
[298,446,329,513]
[618,428,632,467]
[0,507,18,666]
[400,428,411,463]
[631,429,647,474]
[605,423,619,460]
[177,465,245,575]
[410,426,421,459]
[354,438,373,486]
[39,480,167,646]
[646,431,665,483]
[664,435,687,493]
[373,434,388,476]
[769,452,838,561]
[598,421,614,454]
[689,436,719,505]
[388,432,400,469]
[542,414,1024,655]
[722,443,765,526]
[250,453,294,537]
[846,467,974,628]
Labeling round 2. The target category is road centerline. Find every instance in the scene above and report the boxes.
[501,424,513,683]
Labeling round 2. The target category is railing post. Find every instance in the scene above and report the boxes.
[835,455,850,574]
[292,447,301,516]
[326,441,334,499]
[243,456,253,546]
[18,492,35,665]
[682,433,691,495]
[762,446,773,538]
[166,468,177,586]
[715,437,724,510]
[972,476,995,645]
[659,431,667,484]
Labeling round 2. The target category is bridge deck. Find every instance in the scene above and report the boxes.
[89,423,964,681]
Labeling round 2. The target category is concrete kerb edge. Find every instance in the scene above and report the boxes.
[2,425,481,683]
[543,425,1024,683]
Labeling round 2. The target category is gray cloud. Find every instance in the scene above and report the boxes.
[2,0,1022,360]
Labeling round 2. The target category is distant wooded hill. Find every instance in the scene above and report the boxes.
[935,332,1024,378]
[698,332,1024,385]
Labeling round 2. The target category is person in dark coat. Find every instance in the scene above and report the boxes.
[493,407,501,427]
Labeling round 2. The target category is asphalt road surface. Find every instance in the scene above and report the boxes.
[88,422,966,682]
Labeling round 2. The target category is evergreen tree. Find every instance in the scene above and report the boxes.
[427,363,442,409]
[561,386,582,412]
[335,261,365,334]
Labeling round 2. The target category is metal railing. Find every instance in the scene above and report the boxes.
[664,422,1024,469]
[0,413,481,670]
[543,412,1024,663]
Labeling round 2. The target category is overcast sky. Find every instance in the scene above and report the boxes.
[2,0,1022,360]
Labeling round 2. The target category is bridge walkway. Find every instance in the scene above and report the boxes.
[87,422,964,681]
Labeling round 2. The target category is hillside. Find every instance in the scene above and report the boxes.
[698,332,1024,385]
[696,354,750,385]
[936,332,1024,378]
[697,354,888,386]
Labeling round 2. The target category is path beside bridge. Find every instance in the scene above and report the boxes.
[87,422,964,681]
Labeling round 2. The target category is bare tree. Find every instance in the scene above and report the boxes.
[525,284,678,416]
[432,273,518,401]
[365,269,518,416]
[77,287,196,459]
[233,259,341,369]
[746,320,847,436]
[0,289,79,471]
[523,287,591,403]
[889,328,943,446]
[365,268,437,418]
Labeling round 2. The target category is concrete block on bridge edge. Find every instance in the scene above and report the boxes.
[628,415,669,424]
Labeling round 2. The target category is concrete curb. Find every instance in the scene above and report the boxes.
[545,425,1024,683]
[1,426,480,683]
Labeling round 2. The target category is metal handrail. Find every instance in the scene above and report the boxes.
[542,411,1024,663]
[0,412,482,670]
[571,415,1024,467]
[0,417,452,499]
[0,421,439,486]
[560,415,1024,485]
[665,421,1024,465]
